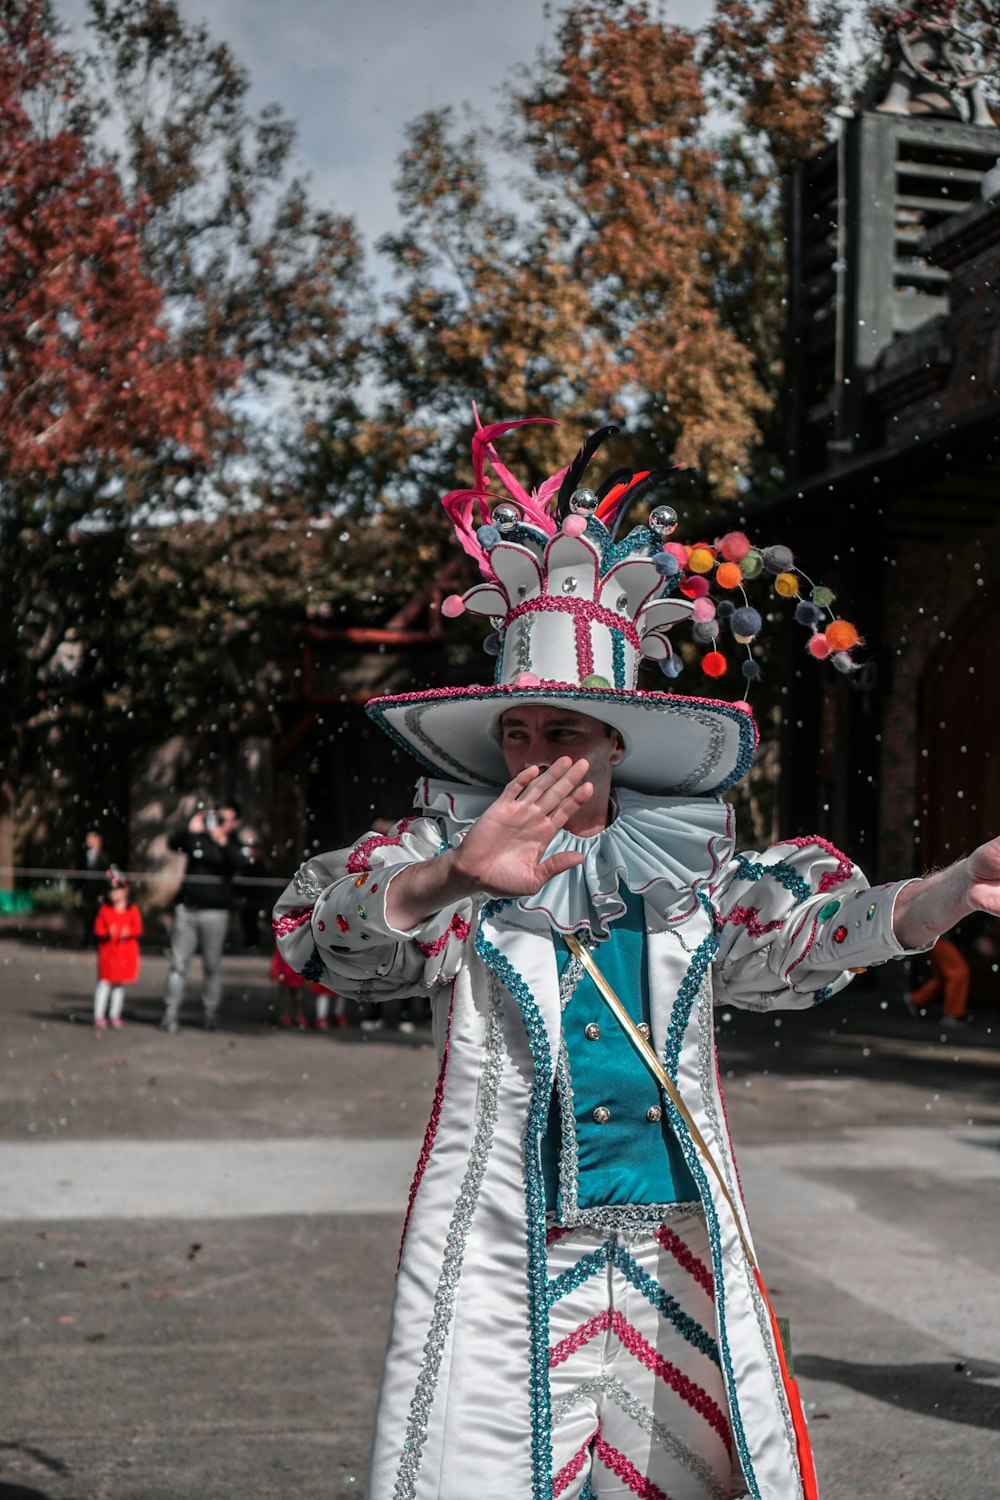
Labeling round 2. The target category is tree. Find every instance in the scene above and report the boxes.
[702,0,847,176]
[1,0,370,870]
[362,0,844,530]
[0,0,233,870]
[0,4,224,479]
[515,1,776,495]
[83,0,370,489]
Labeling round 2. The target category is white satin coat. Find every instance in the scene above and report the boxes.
[273,778,917,1500]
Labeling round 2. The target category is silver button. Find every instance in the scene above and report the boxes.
[592,1106,611,1125]
[637,1022,651,1041]
[646,1105,663,1123]
[584,1022,601,1041]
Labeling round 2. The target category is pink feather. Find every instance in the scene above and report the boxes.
[534,467,569,515]
[441,485,494,574]
[472,405,559,534]
[443,410,562,573]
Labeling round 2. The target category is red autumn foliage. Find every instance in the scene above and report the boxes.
[0,0,235,479]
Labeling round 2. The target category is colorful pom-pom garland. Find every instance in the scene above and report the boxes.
[451,416,862,702]
[658,528,862,695]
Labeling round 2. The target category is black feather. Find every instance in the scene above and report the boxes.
[556,425,621,518]
[595,466,634,501]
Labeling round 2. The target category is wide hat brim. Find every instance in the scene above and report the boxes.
[366,683,758,798]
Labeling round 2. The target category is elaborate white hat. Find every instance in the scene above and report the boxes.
[367,415,859,797]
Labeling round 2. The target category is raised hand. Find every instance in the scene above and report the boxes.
[893,832,1000,949]
[385,757,593,932]
[965,833,1000,915]
[449,757,593,899]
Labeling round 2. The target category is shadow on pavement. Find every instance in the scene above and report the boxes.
[716,984,1000,1107]
[0,1442,77,1500]
[27,995,435,1046]
[797,1353,1000,1432]
[0,1488,76,1500]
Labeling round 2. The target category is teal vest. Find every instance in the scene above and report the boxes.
[542,889,699,1217]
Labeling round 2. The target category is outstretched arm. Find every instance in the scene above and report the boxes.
[892,834,1000,949]
[385,756,593,932]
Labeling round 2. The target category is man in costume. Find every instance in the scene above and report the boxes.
[273,419,1000,1500]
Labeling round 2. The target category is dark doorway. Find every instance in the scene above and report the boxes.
[918,597,1000,867]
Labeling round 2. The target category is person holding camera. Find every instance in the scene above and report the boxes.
[160,800,243,1033]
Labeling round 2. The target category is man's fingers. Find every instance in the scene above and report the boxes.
[523,757,590,813]
[540,775,593,829]
[500,764,542,801]
[514,756,576,804]
[537,850,585,882]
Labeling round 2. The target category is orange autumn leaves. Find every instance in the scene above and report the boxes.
[0,1,235,478]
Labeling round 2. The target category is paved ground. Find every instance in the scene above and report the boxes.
[1,932,999,1500]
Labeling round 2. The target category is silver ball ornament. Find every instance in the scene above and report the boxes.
[648,505,678,538]
[569,487,599,516]
[491,502,520,535]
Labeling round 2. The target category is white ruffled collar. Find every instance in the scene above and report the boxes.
[415,777,734,940]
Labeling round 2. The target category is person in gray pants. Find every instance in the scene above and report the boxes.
[160,802,243,1032]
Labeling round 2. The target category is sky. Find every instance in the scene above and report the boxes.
[54,0,715,261]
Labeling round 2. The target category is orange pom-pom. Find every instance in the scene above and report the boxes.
[825,619,861,652]
[718,531,751,562]
[774,571,799,598]
[702,651,727,678]
[687,545,716,575]
[807,633,831,659]
[715,561,742,590]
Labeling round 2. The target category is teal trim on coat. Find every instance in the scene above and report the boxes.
[476,905,555,1500]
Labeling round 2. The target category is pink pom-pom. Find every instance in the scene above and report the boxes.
[513,671,540,687]
[679,575,710,599]
[718,530,751,562]
[663,542,688,564]
[561,513,587,537]
[441,594,466,618]
[807,632,831,659]
[691,597,717,623]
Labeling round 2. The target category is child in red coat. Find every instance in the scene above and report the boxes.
[93,873,143,1032]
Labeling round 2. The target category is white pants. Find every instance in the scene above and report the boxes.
[93,980,125,1022]
[546,1213,740,1500]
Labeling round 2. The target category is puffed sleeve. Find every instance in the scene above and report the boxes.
[271,813,476,1002]
[710,835,929,1012]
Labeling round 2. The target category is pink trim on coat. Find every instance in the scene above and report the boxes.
[398,983,456,1265]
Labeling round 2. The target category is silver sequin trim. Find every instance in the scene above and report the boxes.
[546,1201,702,1234]
[554,1035,580,1224]
[292,864,326,900]
[746,1258,799,1467]
[516,614,533,673]
[391,987,506,1499]
[402,705,489,783]
[671,707,727,795]
[559,954,585,1010]
[551,1374,731,1500]
[553,953,585,1221]
[696,984,739,1207]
